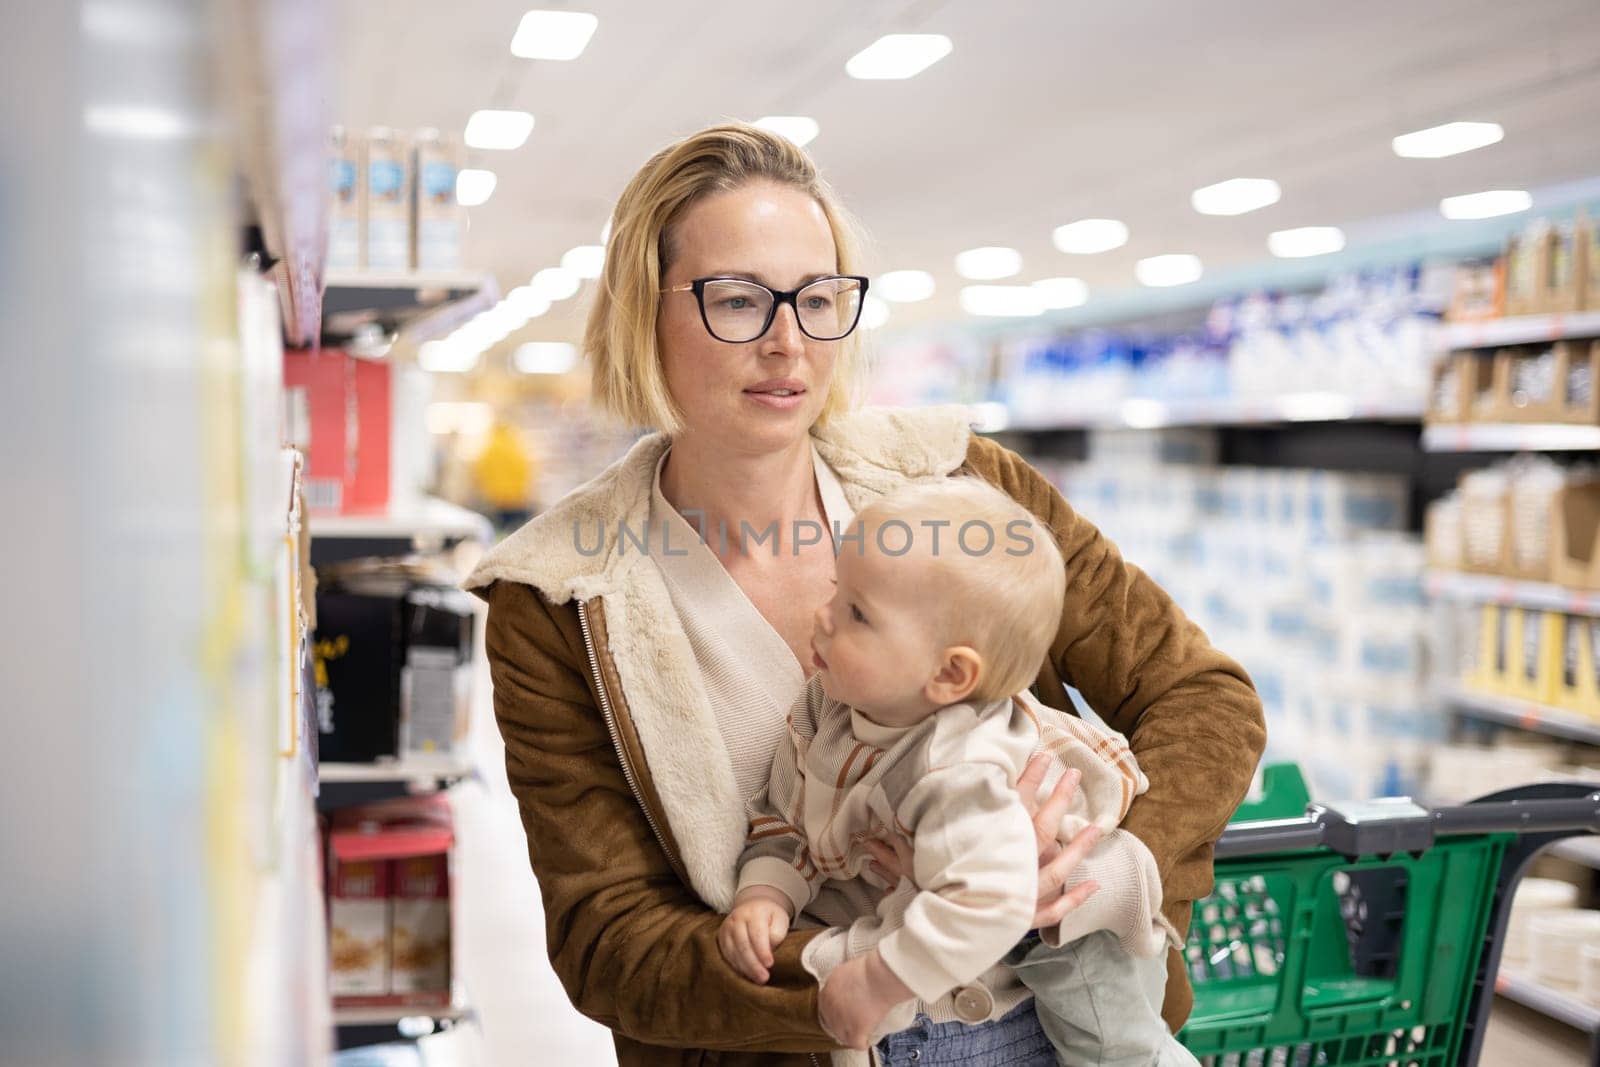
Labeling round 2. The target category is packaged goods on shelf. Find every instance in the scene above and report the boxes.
[284,348,392,515]
[1530,910,1600,990]
[328,857,390,996]
[1544,214,1589,314]
[313,558,475,764]
[1587,209,1600,312]
[363,127,413,272]
[327,126,362,272]
[1048,442,1433,803]
[413,130,465,272]
[1424,492,1463,571]
[1448,258,1504,322]
[868,335,995,409]
[1504,221,1549,317]
[390,853,451,994]
[1502,877,1580,967]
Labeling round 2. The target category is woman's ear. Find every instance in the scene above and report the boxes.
[924,646,983,706]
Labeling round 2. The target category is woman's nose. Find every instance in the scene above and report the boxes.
[761,302,805,354]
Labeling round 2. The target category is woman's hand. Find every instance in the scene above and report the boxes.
[1017,753,1101,930]
[818,949,914,1050]
[717,886,793,984]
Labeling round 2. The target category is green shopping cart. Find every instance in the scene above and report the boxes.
[1177,765,1600,1067]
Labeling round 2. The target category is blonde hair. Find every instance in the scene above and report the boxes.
[586,122,869,435]
[855,478,1066,705]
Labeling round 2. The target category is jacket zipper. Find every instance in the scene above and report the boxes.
[578,599,823,1067]
[575,599,680,872]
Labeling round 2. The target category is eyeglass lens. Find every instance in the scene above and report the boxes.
[700,277,863,342]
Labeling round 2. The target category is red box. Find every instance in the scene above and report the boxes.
[283,348,391,515]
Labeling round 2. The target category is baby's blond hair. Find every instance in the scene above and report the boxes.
[853,477,1065,704]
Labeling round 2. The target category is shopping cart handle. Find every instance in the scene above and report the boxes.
[1214,786,1600,859]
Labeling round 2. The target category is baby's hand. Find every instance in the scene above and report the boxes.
[718,886,793,984]
[818,949,915,1049]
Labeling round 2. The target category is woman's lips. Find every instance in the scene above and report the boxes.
[744,389,806,411]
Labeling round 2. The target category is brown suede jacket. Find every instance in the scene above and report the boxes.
[463,405,1267,1067]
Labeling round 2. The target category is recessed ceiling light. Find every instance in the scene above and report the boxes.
[515,341,579,375]
[464,109,535,150]
[1191,178,1281,216]
[561,244,605,278]
[1440,189,1532,220]
[1051,218,1129,255]
[753,116,819,147]
[1393,121,1503,159]
[1033,277,1088,309]
[1267,226,1346,258]
[510,10,598,60]
[530,266,580,300]
[418,341,481,374]
[861,296,891,330]
[506,285,551,319]
[959,286,1045,318]
[455,168,496,207]
[955,246,1021,281]
[876,270,935,302]
[1135,254,1203,287]
[845,34,952,80]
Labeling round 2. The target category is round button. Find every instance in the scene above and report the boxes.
[952,983,994,1024]
[909,1052,921,1062]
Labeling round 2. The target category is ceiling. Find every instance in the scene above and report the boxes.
[333,0,1600,355]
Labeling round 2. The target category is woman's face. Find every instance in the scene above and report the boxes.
[656,180,841,452]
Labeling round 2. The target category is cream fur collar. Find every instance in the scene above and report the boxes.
[463,404,976,911]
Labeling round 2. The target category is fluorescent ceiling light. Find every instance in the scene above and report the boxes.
[510,10,598,60]
[464,109,535,150]
[530,266,580,300]
[561,244,605,278]
[456,168,497,207]
[1191,178,1281,216]
[955,246,1021,281]
[1440,189,1531,220]
[959,285,1044,318]
[753,116,819,148]
[84,104,195,140]
[1393,121,1503,159]
[861,295,891,330]
[1051,218,1129,255]
[1267,226,1346,258]
[425,401,494,435]
[1033,277,1088,309]
[418,341,482,374]
[1135,254,1203,287]
[845,34,952,80]
[506,285,552,318]
[515,341,579,375]
[876,270,935,302]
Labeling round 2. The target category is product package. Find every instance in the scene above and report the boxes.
[1448,258,1504,322]
[1504,222,1550,317]
[391,853,451,994]
[413,130,465,272]
[327,126,363,272]
[283,348,392,515]
[328,857,391,996]
[364,127,413,272]
[1542,216,1588,313]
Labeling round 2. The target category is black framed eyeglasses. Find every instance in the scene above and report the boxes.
[661,275,870,343]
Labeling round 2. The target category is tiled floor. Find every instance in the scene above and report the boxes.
[422,651,1591,1067]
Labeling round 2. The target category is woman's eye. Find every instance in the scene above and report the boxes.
[805,295,833,310]
[721,297,751,310]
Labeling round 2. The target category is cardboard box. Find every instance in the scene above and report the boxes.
[364,127,413,272]
[1551,476,1600,590]
[282,348,391,515]
[327,126,363,272]
[1424,494,1463,571]
[1459,468,1509,575]
[1427,355,1463,424]
[391,853,451,994]
[1541,215,1587,313]
[1503,344,1564,423]
[1504,221,1550,317]
[1448,258,1505,322]
[413,130,465,272]
[1583,210,1600,312]
[328,858,390,996]
[314,588,402,762]
[1560,341,1600,425]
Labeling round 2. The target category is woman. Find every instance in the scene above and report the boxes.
[464,124,1265,1066]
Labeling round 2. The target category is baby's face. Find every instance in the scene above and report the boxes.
[809,541,944,726]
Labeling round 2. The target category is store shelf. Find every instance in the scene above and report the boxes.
[1495,970,1600,1035]
[332,1001,471,1027]
[1421,423,1600,453]
[322,269,499,346]
[1550,835,1600,868]
[1425,570,1600,616]
[997,392,1425,433]
[309,497,493,546]
[1446,311,1600,351]
[319,754,476,785]
[1442,686,1600,745]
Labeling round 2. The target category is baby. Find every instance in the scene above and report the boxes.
[717,477,1196,1066]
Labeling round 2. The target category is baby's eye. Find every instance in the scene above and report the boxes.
[850,603,867,624]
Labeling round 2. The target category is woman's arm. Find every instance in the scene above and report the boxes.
[484,579,835,1053]
[964,435,1268,923]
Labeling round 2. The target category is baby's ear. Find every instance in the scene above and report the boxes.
[924,645,982,706]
